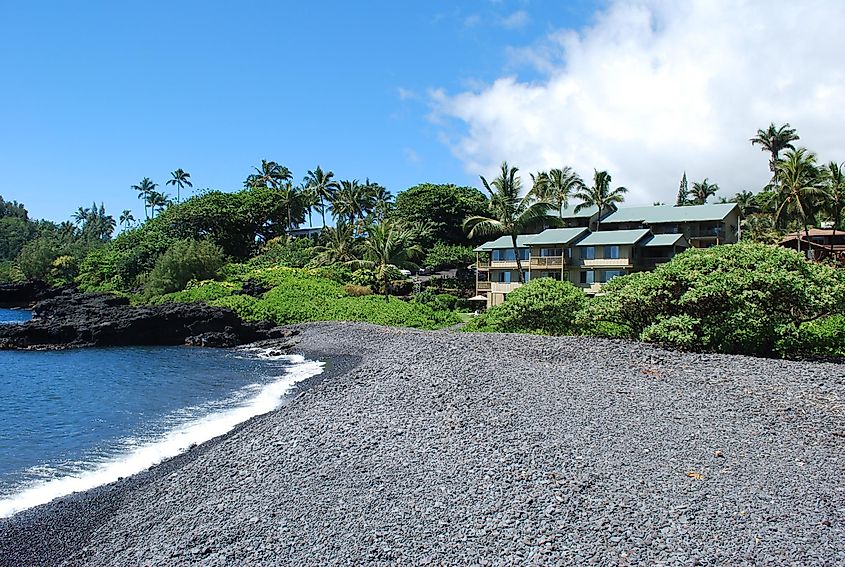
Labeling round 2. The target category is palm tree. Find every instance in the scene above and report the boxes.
[353,220,421,300]
[119,209,135,230]
[822,161,845,254]
[464,162,557,283]
[303,166,339,228]
[573,170,627,231]
[245,160,292,190]
[750,123,800,183]
[774,148,827,249]
[530,167,584,218]
[365,179,393,222]
[690,178,719,205]
[331,179,373,227]
[277,182,308,233]
[131,177,158,219]
[166,169,192,203]
[310,221,360,266]
[731,190,759,218]
[147,190,172,219]
[300,184,319,229]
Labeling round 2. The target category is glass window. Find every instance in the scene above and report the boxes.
[579,270,595,284]
[603,270,625,282]
[541,247,563,257]
[502,271,511,283]
[581,246,596,260]
[503,249,515,261]
[519,248,530,261]
[565,248,573,258]
[492,250,501,261]
[605,245,620,259]
[523,271,530,282]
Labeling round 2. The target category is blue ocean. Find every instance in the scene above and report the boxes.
[0,309,322,517]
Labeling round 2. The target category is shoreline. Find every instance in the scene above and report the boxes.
[0,341,361,567]
[2,322,844,565]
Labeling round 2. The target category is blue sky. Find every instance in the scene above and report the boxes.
[0,1,597,222]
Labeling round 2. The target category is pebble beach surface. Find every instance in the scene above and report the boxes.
[2,321,844,565]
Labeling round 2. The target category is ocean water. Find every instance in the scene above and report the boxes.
[0,308,30,324]
[0,334,322,517]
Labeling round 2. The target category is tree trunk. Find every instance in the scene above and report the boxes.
[320,197,327,228]
[512,234,525,284]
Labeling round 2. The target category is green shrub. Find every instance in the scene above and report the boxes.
[583,243,845,356]
[424,243,475,269]
[774,315,845,358]
[150,280,239,305]
[464,278,586,335]
[144,239,226,298]
[247,237,316,269]
[415,289,469,312]
[306,264,353,284]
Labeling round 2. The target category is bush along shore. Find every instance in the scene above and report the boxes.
[2,322,843,565]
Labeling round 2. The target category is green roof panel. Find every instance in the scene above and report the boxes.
[524,227,589,246]
[558,204,599,219]
[642,233,689,247]
[472,234,534,251]
[574,229,652,246]
[601,203,738,224]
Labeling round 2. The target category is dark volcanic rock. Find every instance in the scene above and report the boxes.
[0,281,66,308]
[0,290,296,350]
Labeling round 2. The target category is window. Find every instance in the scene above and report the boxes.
[579,270,595,284]
[581,246,596,260]
[523,271,530,282]
[605,245,619,259]
[501,271,511,283]
[603,270,625,282]
[541,247,563,257]
[565,248,573,258]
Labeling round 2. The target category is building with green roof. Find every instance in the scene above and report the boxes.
[474,203,733,306]
[599,203,739,247]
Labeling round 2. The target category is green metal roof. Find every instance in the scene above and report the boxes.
[601,203,738,224]
[558,204,599,219]
[524,227,589,246]
[642,233,689,247]
[574,229,652,246]
[473,234,533,251]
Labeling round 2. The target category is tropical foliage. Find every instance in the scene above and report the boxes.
[464,162,557,282]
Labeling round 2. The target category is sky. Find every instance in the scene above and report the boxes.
[1,0,843,223]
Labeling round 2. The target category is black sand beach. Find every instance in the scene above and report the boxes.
[2,322,844,565]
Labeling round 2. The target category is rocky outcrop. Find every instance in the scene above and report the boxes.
[0,290,296,350]
[0,281,66,308]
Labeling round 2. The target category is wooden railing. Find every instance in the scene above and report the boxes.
[476,281,492,291]
[582,258,631,267]
[530,256,564,268]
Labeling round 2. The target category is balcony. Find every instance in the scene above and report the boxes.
[476,281,492,292]
[582,258,632,268]
[490,259,521,269]
[476,259,491,269]
[490,282,523,294]
[530,256,564,268]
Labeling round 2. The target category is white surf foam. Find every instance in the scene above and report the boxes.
[0,353,323,518]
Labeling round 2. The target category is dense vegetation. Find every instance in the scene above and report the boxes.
[3,121,844,353]
[468,243,845,358]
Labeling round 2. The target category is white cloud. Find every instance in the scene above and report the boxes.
[432,0,845,204]
[500,10,530,29]
[403,147,422,164]
[397,87,416,101]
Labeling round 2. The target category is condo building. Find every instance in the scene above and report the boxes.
[474,203,739,307]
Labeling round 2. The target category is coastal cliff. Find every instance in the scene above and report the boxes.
[0,290,295,349]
